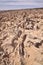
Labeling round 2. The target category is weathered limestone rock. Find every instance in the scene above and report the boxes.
[0,8,43,65]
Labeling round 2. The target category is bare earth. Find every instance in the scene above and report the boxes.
[0,8,43,65]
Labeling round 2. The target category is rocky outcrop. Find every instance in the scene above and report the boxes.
[0,8,43,65]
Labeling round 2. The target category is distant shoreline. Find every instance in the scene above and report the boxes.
[0,7,43,12]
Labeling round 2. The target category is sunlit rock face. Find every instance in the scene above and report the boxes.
[0,8,43,65]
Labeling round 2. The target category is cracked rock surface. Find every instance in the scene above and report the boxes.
[0,8,43,65]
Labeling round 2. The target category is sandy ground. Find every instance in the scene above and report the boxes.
[0,8,43,65]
